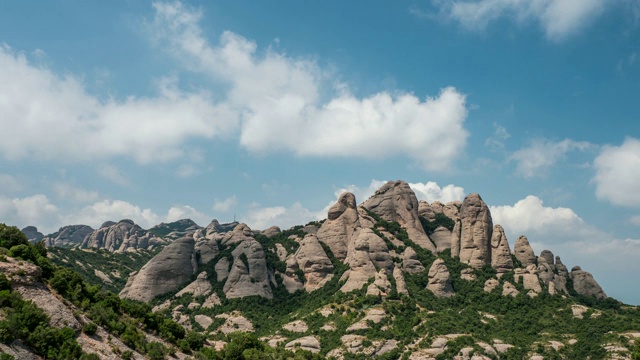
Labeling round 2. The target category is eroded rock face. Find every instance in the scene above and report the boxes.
[220,223,255,245]
[426,258,454,297]
[514,236,536,267]
[571,266,607,300]
[431,226,452,252]
[21,226,44,243]
[458,193,493,269]
[451,219,461,257]
[341,229,389,292]
[175,272,212,298]
[223,237,273,299]
[294,235,334,292]
[362,181,436,253]
[502,281,519,297]
[120,236,197,302]
[537,258,554,285]
[556,256,569,277]
[81,219,165,252]
[418,201,436,221]
[41,225,94,247]
[195,238,219,265]
[317,192,360,261]
[149,219,201,240]
[402,247,425,274]
[261,226,281,238]
[539,250,554,267]
[490,225,513,274]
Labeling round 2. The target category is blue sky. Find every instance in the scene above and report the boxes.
[1,0,640,303]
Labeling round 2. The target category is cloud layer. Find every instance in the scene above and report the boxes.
[593,137,640,207]
[509,138,593,178]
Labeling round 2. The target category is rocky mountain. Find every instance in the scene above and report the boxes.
[7,180,640,359]
[21,226,44,242]
[41,224,94,248]
[81,219,168,252]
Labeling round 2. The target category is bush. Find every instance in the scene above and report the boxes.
[146,341,167,360]
[82,322,98,336]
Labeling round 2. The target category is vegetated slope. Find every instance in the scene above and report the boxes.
[104,180,640,360]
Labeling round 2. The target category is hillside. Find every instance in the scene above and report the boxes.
[9,180,640,359]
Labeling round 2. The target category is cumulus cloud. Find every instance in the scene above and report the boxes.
[97,164,130,186]
[430,0,609,40]
[0,194,61,233]
[165,205,211,226]
[509,138,593,178]
[484,123,510,151]
[0,174,23,193]
[593,137,640,207]
[53,183,100,203]
[150,2,469,171]
[409,181,466,203]
[0,45,237,164]
[213,196,237,212]
[244,203,322,231]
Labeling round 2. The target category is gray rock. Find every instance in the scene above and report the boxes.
[537,257,554,285]
[426,258,454,297]
[402,247,425,274]
[539,250,555,267]
[443,201,462,222]
[361,180,436,253]
[285,336,321,354]
[514,236,536,267]
[195,238,219,265]
[175,272,212,298]
[42,225,94,248]
[418,201,437,221]
[431,226,452,251]
[490,225,513,274]
[81,219,166,252]
[261,226,281,238]
[119,236,197,302]
[458,193,493,269]
[294,235,335,292]
[21,226,43,243]
[451,219,462,257]
[555,256,569,277]
[215,257,230,281]
[502,281,519,297]
[341,228,389,292]
[223,236,273,299]
[149,219,201,240]
[570,266,607,299]
[316,192,360,260]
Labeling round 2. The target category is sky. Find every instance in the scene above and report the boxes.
[1,0,639,303]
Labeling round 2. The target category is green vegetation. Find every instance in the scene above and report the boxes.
[420,212,456,235]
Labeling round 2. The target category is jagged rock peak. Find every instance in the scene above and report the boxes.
[294,234,334,292]
[317,192,360,261]
[570,266,607,300]
[100,221,116,229]
[81,219,166,252]
[490,224,513,274]
[21,226,44,242]
[223,237,273,299]
[426,258,454,297]
[41,224,94,248]
[361,180,436,253]
[458,193,493,269]
[539,250,554,266]
[328,192,357,220]
[514,235,536,267]
[261,225,281,237]
[206,219,239,233]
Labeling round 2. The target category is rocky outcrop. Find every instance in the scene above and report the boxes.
[362,181,436,253]
[294,235,334,292]
[402,247,425,274]
[556,256,569,277]
[175,271,212,298]
[367,269,392,296]
[41,225,94,248]
[570,266,607,300]
[119,236,197,302]
[539,250,554,267]
[426,259,454,297]
[285,336,321,353]
[431,226,452,251]
[148,219,201,240]
[21,226,43,243]
[393,266,409,295]
[195,238,219,265]
[490,225,513,275]
[514,236,536,267]
[451,219,461,257]
[219,223,255,245]
[81,219,166,252]
[418,201,436,221]
[502,281,519,297]
[223,236,273,299]
[341,228,392,292]
[261,226,281,238]
[458,193,493,269]
[537,257,554,285]
[316,192,360,260]
[484,279,499,292]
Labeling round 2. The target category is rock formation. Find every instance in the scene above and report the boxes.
[426,258,454,297]
[294,235,334,292]
[418,201,436,221]
[81,219,166,252]
[570,266,607,300]
[490,225,513,275]
[361,181,436,253]
[341,229,392,292]
[316,192,360,260]
[119,236,198,302]
[41,225,94,248]
[261,226,281,238]
[223,235,273,299]
[514,236,536,267]
[402,247,425,274]
[431,226,452,251]
[539,250,554,267]
[148,219,201,240]
[21,226,43,242]
[451,219,461,257]
[458,193,493,269]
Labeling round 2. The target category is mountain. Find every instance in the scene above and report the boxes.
[7,180,640,359]
[80,219,168,252]
[41,225,94,248]
[21,226,44,243]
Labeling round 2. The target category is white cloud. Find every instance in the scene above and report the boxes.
[0,194,61,233]
[431,0,609,40]
[65,200,161,229]
[0,45,237,164]
[150,2,469,172]
[484,123,510,150]
[630,215,640,226]
[593,137,640,207]
[244,203,323,231]
[509,138,593,178]
[97,164,130,186]
[213,196,237,212]
[409,181,466,203]
[53,183,100,203]
[0,174,23,193]
[165,205,211,226]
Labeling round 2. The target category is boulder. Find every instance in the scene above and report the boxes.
[484,279,499,292]
[120,236,197,302]
[316,192,360,260]
[285,336,321,354]
[570,266,607,299]
[361,180,436,253]
[294,235,334,292]
[514,236,536,267]
[393,266,409,295]
[223,236,273,299]
[461,268,476,281]
[175,271,212,298]
[426,259,454,297]
[418,201,436,221]
[458,193,493,269]
[261,226,281,238]
[490,225,513,274]
[539,250,554,267]
[502,281,519,297]
[402,247,425,274]
[431,226,452,251]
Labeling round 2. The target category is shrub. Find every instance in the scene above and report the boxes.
[82,322,98,336]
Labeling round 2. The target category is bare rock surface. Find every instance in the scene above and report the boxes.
[341,229,389,292]
[460,268,476,281]
[194,314,214,330]
[458,194,493,269]
[175,271,212,298]
[223,235,273,299]
[484,279,499,292]
[514,236,536,267]
[202,292,221,308]
[283,320,308,333]
[294,235,334,292]
[285,336,321,353]
[261,226,281,238]
[431,226,452,251]
[418,201,436,221]
[571,266,607,299]
[426,258,454,297]
[81,219,165,252]
[502,281,519,297]
[393,266,409,295]
[490,225,513,274]
[367,269,392,296]
[42,225,94,247]
[316,192,360,260]
[215,312,254,334]
[120,236,197,302]
[14,284,81,331]
[402,247,425,274]
[362,180,436,253]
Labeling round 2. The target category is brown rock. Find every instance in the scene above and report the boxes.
[418,201,436,221]
[502,281,519,297]
[514,236,536,267]
[539,250,554,267]
[426,259,454,297]
[223,237,273,299]
[570,266,607,299]
[490,225,513,274]
[431,226,452,252]
[451,219,462,257]
[402,247,425,274]
[458,194,493,269]
[294,235,335,292]
[316,192,360,260]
